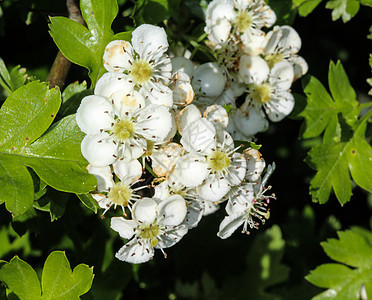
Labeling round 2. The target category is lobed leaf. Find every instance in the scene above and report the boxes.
[0,252,94,300]
[325,0,360,22]
[41,251,94,300]
[0,256,41,300]
[306,228,372,299]
[0,82,95,216]
[49,0,130,86]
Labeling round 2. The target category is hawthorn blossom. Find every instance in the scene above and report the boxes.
[172,105,247,202]
[217,163,276,239]
[239,58,295,122]
[88,159,146,215]
[111,195,188,263]
[103,24,173,106]
[204,0,276,48]
[76,76,173,166]
[264,25,308,80]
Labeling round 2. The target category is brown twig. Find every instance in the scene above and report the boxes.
[46,0,86,89]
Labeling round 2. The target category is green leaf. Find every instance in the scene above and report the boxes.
[41,251,94,300]
[0,81,60,150]
[0,225,32,258]
[49,0,122,86]
[299,61,358,139]
[360,0,372,7]
[266,0,297,24]
[296,0,323,17]
[0,256,41,300]
[0,251,94,300]
[306,229,372,299]
[0,82,95,216]
[325,0,360,22]
[77,193,99,213]
[306,112,372,205]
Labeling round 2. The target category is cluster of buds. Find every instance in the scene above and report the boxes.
[75,1,295,263]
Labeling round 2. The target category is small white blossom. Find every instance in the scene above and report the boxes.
[103,24,173,106]
[111,195,188,263]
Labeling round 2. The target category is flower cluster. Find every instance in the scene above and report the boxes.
[189,0,308,141]
[74,1,305,263]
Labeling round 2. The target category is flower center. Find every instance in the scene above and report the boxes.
[265,53,284,69]
[252,84,271,104]
[108,182,132,206]
[112,119,135,142]
[130,59,153,84]
[234,11,252,32]
[208,150,231,172]
[138,224,160,247]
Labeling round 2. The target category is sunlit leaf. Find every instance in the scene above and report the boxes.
[325,0,360,22]
[0,82,95,216]
[306,228,372,299]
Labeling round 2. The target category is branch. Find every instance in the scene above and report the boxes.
[46,0,86,89]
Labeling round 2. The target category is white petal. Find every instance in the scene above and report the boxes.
[112,90,146,114]
[76,95,113,135]
[241,29,267,56]
[226,153,246,185]
[172,154,209,188]
[132,24,168,60]
[157,224,188,248]
[94,72,134,99]
[93,194,111,209]
[269,61,294,91]
[208,19,232,45]
[203,201,220,216]
[181,118,217,154]
[81,133,117,167]
[203,104,229,129]
[158,194,187,226]
[239,55,269,84]
[217,213,245,239]
[264,91,294,122]
[176,104,201,134]
[136,104,172,142]
[153,180,171,200]
[113,159,142,183]
[264,26,282,55]
[111,217,136,239]
[184,199,204,229]
[115,239,154,264]
[278,25,302,54]
[87,165,113,191]
[288,55,308,81]
[141,84,173,107]
[198,176,230,202]
[171,57,194,78]
[232,106,269,137]
[103,40,134,72]
[132,197,157,224]
[192,62,226,97]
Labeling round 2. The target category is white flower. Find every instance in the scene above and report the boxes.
[111,195,188,263]
[264,25,308,79]
[240,59,295,122]
[217,163,276,239]
[103,24,173,106]
[76,83,173,166]
[88,159,145,215]
[173,110,247,202]
[205,0,276,47]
